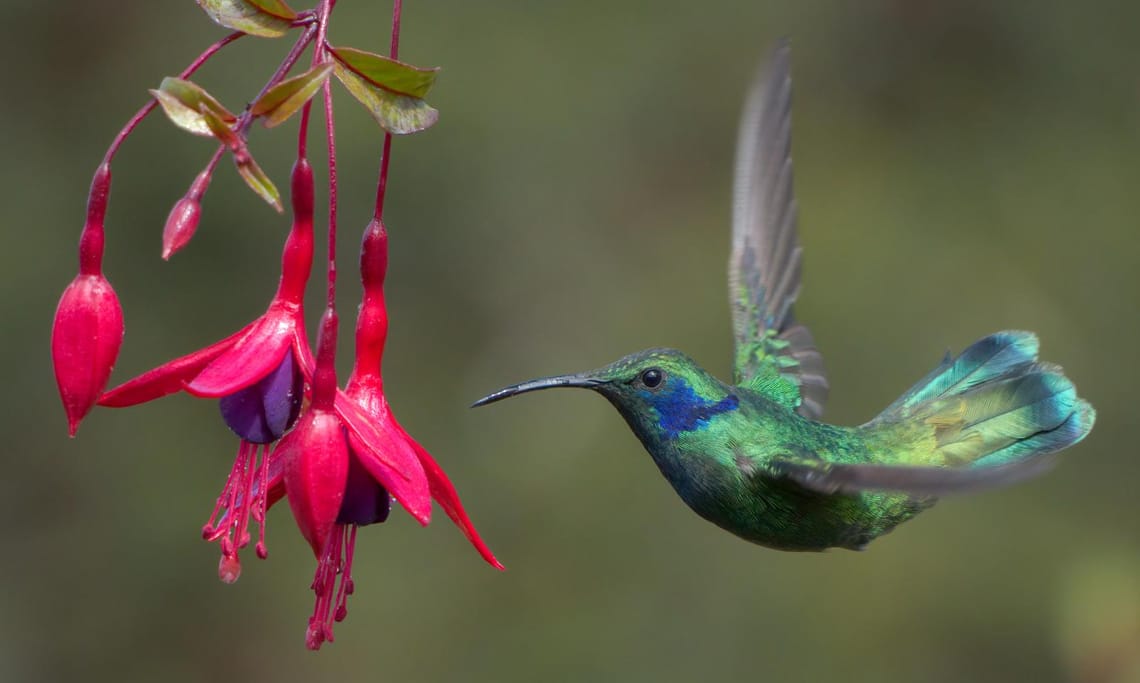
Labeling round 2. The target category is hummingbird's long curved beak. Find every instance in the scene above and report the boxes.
[472,374,607,407]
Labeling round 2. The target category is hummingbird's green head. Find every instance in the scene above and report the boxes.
[474,348,738,441]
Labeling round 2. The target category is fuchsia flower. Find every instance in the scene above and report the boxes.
[269,307,427,650]
[263,219,502,650]
[52,163,124,437]
[99,158,318,579]
[345,219,502,570]
[55,0,503,651]
[97,160,501,647]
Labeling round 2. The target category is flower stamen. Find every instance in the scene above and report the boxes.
[202,440,272,582]
[305,524,358,650]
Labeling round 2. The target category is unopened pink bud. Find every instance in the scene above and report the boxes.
[162,171,210,260]
[161,196,201,260]
[51,273,124,436]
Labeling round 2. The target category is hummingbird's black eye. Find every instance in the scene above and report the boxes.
[640,368,664,389]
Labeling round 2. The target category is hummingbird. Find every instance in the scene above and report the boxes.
[474,42,1096,551]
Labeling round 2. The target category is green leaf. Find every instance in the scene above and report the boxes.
[251,63,334,128]
[196,104,241,148]
[234,152,283,212]
[195,104,282,212]
[329,46,439,97]
[196,0,296,38]
[333,61,439,135]
[245,0,297,19]
[150,78,237,137]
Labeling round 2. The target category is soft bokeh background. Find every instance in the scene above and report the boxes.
[4,1,1138,681]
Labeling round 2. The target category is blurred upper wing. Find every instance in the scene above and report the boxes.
[729,40,828,420]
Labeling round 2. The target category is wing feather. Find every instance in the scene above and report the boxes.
[768,455,1059,497]
[729,40,828,419]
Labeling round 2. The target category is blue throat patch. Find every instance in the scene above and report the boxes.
[649,382,740,439]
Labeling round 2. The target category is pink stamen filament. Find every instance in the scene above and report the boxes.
[306,524,358,650]
[254,444,270,559]
[201,441,272,582]
[334,525,358,622]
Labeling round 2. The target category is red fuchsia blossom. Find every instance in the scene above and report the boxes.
[270,307,433,650]
[52,163,125,437]
[244,219,501,650]
[345,218,502,569]
[99,157,318,580]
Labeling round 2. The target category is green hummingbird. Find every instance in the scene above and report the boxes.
[474,42,1096,551]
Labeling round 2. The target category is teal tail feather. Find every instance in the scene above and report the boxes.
[872,331,1096,470]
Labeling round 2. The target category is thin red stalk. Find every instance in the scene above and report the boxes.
[101,31,244,167]
[296,11,322,159]
[236,24,319,136]
[371,0,404,221]
[323,80,338,310]
[185,26,319,197]
[315,0,339,310]
[372,135,392,221]
[390,0,403,57]
[298,102,314,159]
[203,144,226,177]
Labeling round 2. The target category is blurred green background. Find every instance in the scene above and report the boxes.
[4,1,1139,681]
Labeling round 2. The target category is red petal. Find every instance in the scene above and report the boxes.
[186,305,297,398]
[406,433,504,570]
[98,323,252,407]
[279,409,348,556]
[335,392,432,525]
[290,324,316,380]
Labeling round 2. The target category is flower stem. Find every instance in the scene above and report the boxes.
[101,31,244,168]
[390,0,403,58]
[323,81,338,311]
[371,0,404,222]
[316,0,339,311]
[240,24,320,136]
[298,102,313,159]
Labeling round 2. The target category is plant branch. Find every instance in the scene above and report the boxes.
[102,31,244,167]
[371,0,404,221]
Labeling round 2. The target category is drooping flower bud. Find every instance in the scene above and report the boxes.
[52,274,124,436]
[53,163,123,436]
[279,307,347,554]
[161,171,211,260]
[281,408,348,556]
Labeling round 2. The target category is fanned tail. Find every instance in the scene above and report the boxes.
[871,331,1095,472]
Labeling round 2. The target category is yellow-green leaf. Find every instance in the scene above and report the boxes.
[196,0,295,38]
[150,77,237,137]
[197,104,241,148]
[234,153,283,212]
[329,46,439,98]
[333,61,439,135]
[245,0,297,19]
[251,63,334,128]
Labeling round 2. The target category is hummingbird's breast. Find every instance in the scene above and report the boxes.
[629,401,928,551]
